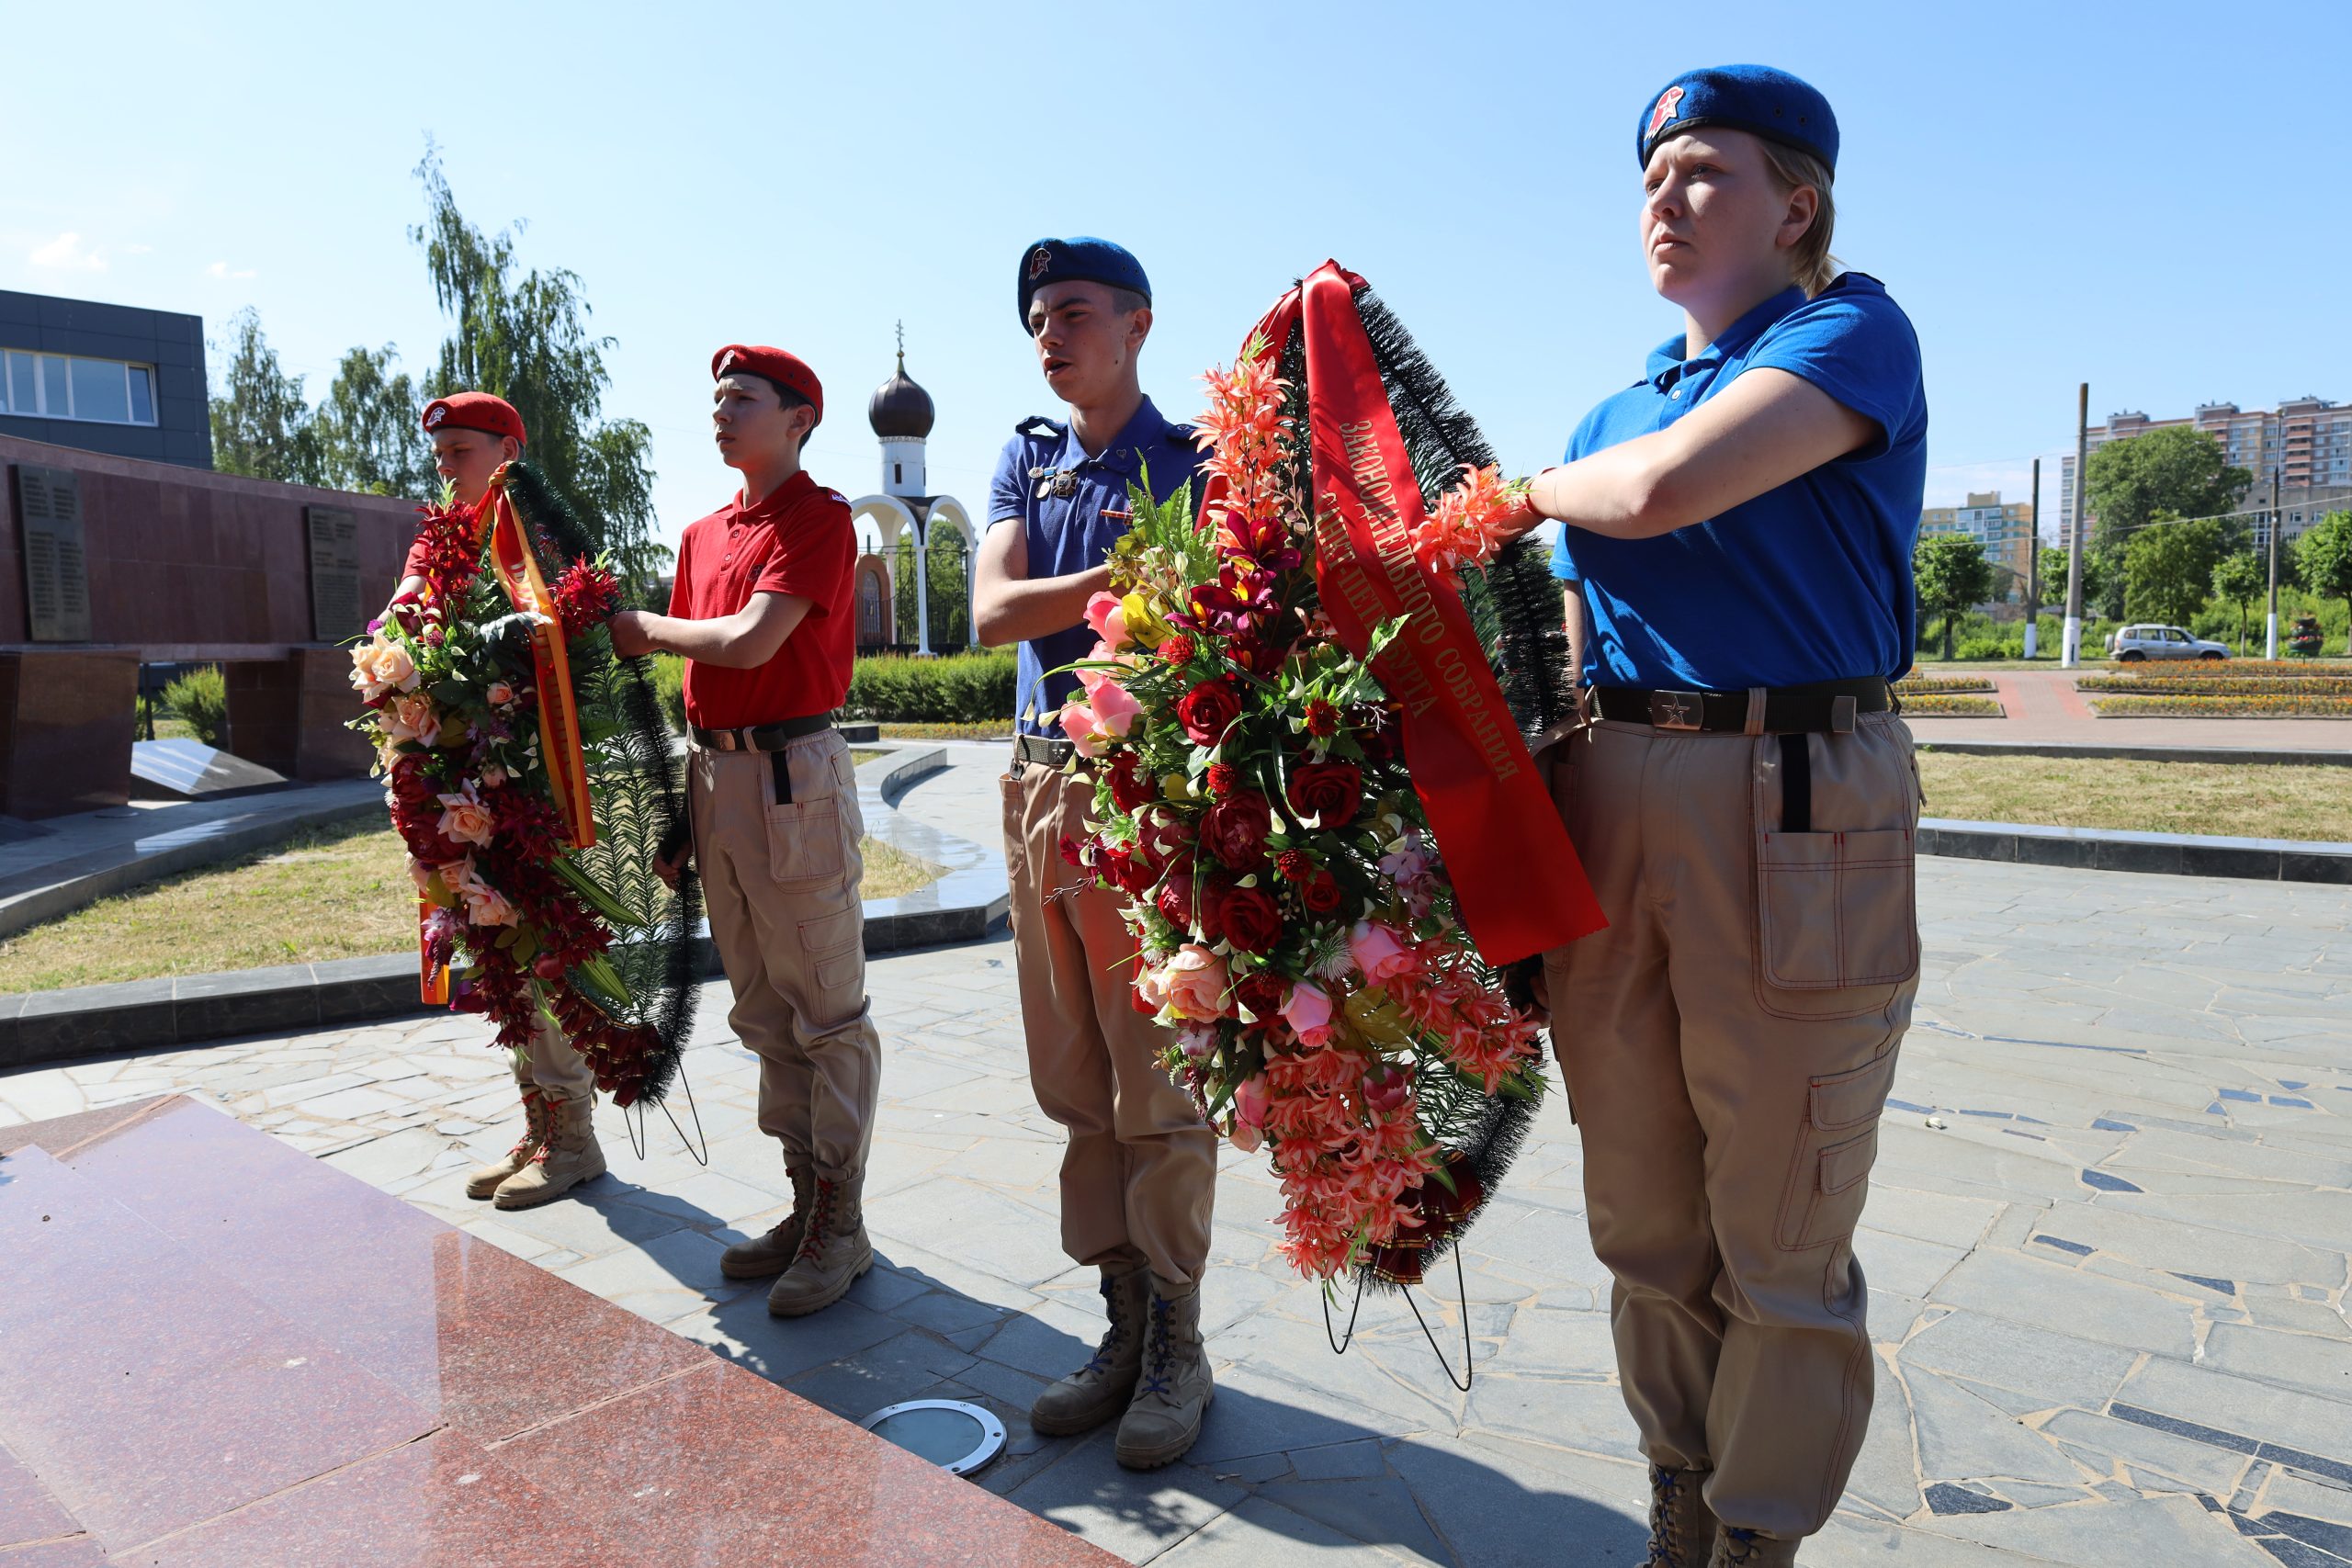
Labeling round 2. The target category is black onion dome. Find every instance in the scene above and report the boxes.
[867,351,935,439]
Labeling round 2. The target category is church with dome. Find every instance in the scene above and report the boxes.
[848,332,976,655]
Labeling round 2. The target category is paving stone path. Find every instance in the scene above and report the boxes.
[4,757,2347,1565]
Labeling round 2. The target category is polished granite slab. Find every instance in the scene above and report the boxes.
[0,1095,1117,1566]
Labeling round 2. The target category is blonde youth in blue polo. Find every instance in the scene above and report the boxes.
[1508,63,1930,1568]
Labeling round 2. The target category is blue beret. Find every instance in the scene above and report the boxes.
[1016,237,1151,327]
[1637,64,1838,175]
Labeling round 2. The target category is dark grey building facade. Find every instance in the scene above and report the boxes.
[0,290,211,468]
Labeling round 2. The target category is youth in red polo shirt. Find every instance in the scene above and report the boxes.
[669,469,857,729]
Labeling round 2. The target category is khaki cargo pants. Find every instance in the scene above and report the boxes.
[1542,713,1921,1541]
[1002,758,1216,1286]
[691,731,881,1183]
[514,1015,595,1103]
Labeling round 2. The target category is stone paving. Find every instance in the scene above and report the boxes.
[4,754,2349,1565]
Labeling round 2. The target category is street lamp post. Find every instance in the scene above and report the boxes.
[2023,457,2041,659]
[2063,384,2088,668]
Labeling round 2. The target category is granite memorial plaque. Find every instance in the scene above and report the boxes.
[15,464,92,643]
[305,504,366,644]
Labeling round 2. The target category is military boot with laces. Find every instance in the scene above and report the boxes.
[493,1092,607,1209]
[466,1088,545,1200]
[1114,1274,1213,1471]
[721,1165,815,1280]
[1030,1267,1149,1437]
[767,1173,871,1318]
[1643,1466,1720,1568]
[1709,1526,1799,1567]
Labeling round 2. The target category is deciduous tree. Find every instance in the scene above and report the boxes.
[312,344,434,497]
[2296,512,2352,656]
[208,309,322,485]
[2210,550,2265,652]
[2122,514,2225,627]
[2083,427,2251,619]
[1915,534,1995,662]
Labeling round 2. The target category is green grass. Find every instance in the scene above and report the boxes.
[1,818,944,995]
[1915,753,2352,842]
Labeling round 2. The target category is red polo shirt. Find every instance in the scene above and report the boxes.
[668,470,857,729]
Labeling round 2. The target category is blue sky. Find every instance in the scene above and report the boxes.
[8,1,2346,556]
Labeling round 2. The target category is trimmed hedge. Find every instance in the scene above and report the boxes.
[844,651,1017,725]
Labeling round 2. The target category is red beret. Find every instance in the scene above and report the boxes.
[712,344,823,423]
[421,391,526,446]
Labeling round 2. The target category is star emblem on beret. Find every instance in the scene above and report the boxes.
[424,405,446,427]
[1647,85,1686,141]
[1028,245,1052,281]
[717,349,737,374]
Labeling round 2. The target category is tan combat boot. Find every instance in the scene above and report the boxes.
[493,1092,607,1210]
[1710,1528,1799,1566]
[1114,1275,1213,1470]
[465,1088,546,1200]
[766,1174,871,1318]
[1031,1267,1149,1437]
[1643,1466,1720,1568]
[721,1165,816,1280]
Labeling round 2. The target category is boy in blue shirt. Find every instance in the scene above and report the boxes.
[974,238,1218,1472]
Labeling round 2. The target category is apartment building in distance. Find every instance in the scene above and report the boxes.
[2060,396,2352,551]
[1919,491,2037,599]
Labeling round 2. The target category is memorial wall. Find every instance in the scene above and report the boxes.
[1,433,424,818]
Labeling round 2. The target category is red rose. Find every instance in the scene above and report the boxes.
[389,756,437,807]
[1286,761,1363,829]
[1233,971,1284,1019]
[1302,868,1342,914]
[1215,885,1283,954]
[1176,679,1242,745]
[1199,790,1272,869]
[1155,867,1198,930]
[1107,753,1154,813]
[1104,847,1154,897]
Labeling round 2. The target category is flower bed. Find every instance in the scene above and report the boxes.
[1895,674,1996,695]
[2078,673,2352,696]
[2088,694,2352,717]
[1901,694,2005,716]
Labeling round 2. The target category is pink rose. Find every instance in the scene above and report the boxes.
[1132,959,1170,1012]
[406,857,438,897]
[486,680,516,707]
[1090,680,1140,737]
[435,783,496,847]
[1281,980,1337,1046]
[1083,591,1130,650]
[388,693,440,749]
[1349,920,1416,984]
[1057,701,1105,760]
[447,858,518,928]
[1233,1074,1271,1134]
[1160,943,1230,1021]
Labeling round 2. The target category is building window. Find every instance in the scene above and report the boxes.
[893,461,903,484]
[0,350,158,426]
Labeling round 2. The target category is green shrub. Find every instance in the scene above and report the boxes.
[844,650,1016,724]
[162,666,228,747]
[649,652,686,734]
[1954,637,2007,661]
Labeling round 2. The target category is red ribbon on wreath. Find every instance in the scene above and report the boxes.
[1234,263,1603,966]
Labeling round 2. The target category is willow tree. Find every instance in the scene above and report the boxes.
[412,144,663,590]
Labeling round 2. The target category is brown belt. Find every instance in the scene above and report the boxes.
[1589,678,1894,736]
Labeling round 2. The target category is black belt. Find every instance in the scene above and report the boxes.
[691,715,834,806]
[1589,678,1893,736]
[689,714,834,752]
[1012,734,1079,768]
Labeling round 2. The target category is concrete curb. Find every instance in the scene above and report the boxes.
[0,745,1010,1072]
[1917,739,2352,767]
[1920,818,2351,884]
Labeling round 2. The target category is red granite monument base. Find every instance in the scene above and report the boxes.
[0,1096,1118,1567]
[0,650,138,819]
[224,649,373,782]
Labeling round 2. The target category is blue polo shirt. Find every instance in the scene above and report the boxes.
[988,397,1205,735]
[1550,273,1927,690]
